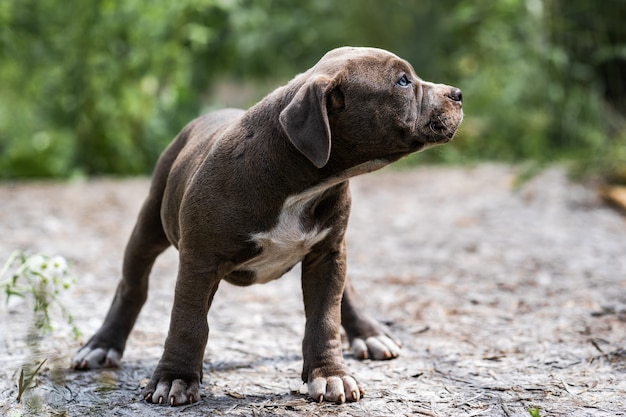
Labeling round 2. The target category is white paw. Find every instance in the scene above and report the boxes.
[351,335,401,360]
[72,346,122,369]
[308,375,364,404]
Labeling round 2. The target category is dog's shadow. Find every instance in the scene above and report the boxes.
[204,352,303,373]
[58,349,385,415]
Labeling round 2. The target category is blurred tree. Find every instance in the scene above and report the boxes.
[0,0,234,177]
[404,0,625,171]
[547,0,626,180]
[0,0,623,178]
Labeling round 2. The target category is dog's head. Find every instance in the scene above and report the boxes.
[279,47,463,169]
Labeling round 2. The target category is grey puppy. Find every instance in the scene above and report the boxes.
[72,46,463,405]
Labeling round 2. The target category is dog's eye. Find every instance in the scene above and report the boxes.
[396,75,411,87]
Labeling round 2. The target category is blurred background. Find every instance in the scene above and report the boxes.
[0,0,624,181]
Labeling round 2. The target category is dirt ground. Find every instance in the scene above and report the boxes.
[1,164,625,417]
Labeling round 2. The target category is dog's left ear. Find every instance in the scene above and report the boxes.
[280,75,337,168]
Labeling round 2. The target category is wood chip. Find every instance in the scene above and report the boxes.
[601,185,626,213]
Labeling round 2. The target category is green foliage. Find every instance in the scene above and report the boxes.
[0,0,229,177]
[408,0,624,169]
[0,0,624,178]
[16,359,46,404]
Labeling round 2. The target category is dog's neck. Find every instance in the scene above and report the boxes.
[239,80,392,198]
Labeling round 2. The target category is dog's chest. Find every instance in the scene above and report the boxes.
[236,189,331,284]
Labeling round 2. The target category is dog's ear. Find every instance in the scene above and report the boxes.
[279,75,334,168]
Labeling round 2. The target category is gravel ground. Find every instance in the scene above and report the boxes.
[1,164,625,417]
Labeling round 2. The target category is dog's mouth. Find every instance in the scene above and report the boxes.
[419,111,462,145]
[425,114,458,142]
[385,112,461,162]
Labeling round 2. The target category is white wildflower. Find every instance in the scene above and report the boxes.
[49,255,69,280]
[26,254,48,276]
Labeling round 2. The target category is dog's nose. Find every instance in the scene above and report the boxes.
[447,88,463,103]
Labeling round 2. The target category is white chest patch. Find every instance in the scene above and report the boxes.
[234,160,389,284]
[237,188,331,284]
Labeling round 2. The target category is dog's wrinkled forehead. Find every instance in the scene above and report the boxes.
[312,46,415,80]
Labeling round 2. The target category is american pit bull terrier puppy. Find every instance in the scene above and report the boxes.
[72,46,463,405]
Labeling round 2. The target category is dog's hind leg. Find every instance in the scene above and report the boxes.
[341,278,402,361]
[71,187,171,369]
[72,134,188,370]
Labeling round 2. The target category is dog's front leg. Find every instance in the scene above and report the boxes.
[142,252,220,406]
[300,239,364,404]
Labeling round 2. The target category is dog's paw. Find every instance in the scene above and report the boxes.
[351,335,401,360]
[308,375,364,404]
[71,345,122,369]
[142,375,201,406]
